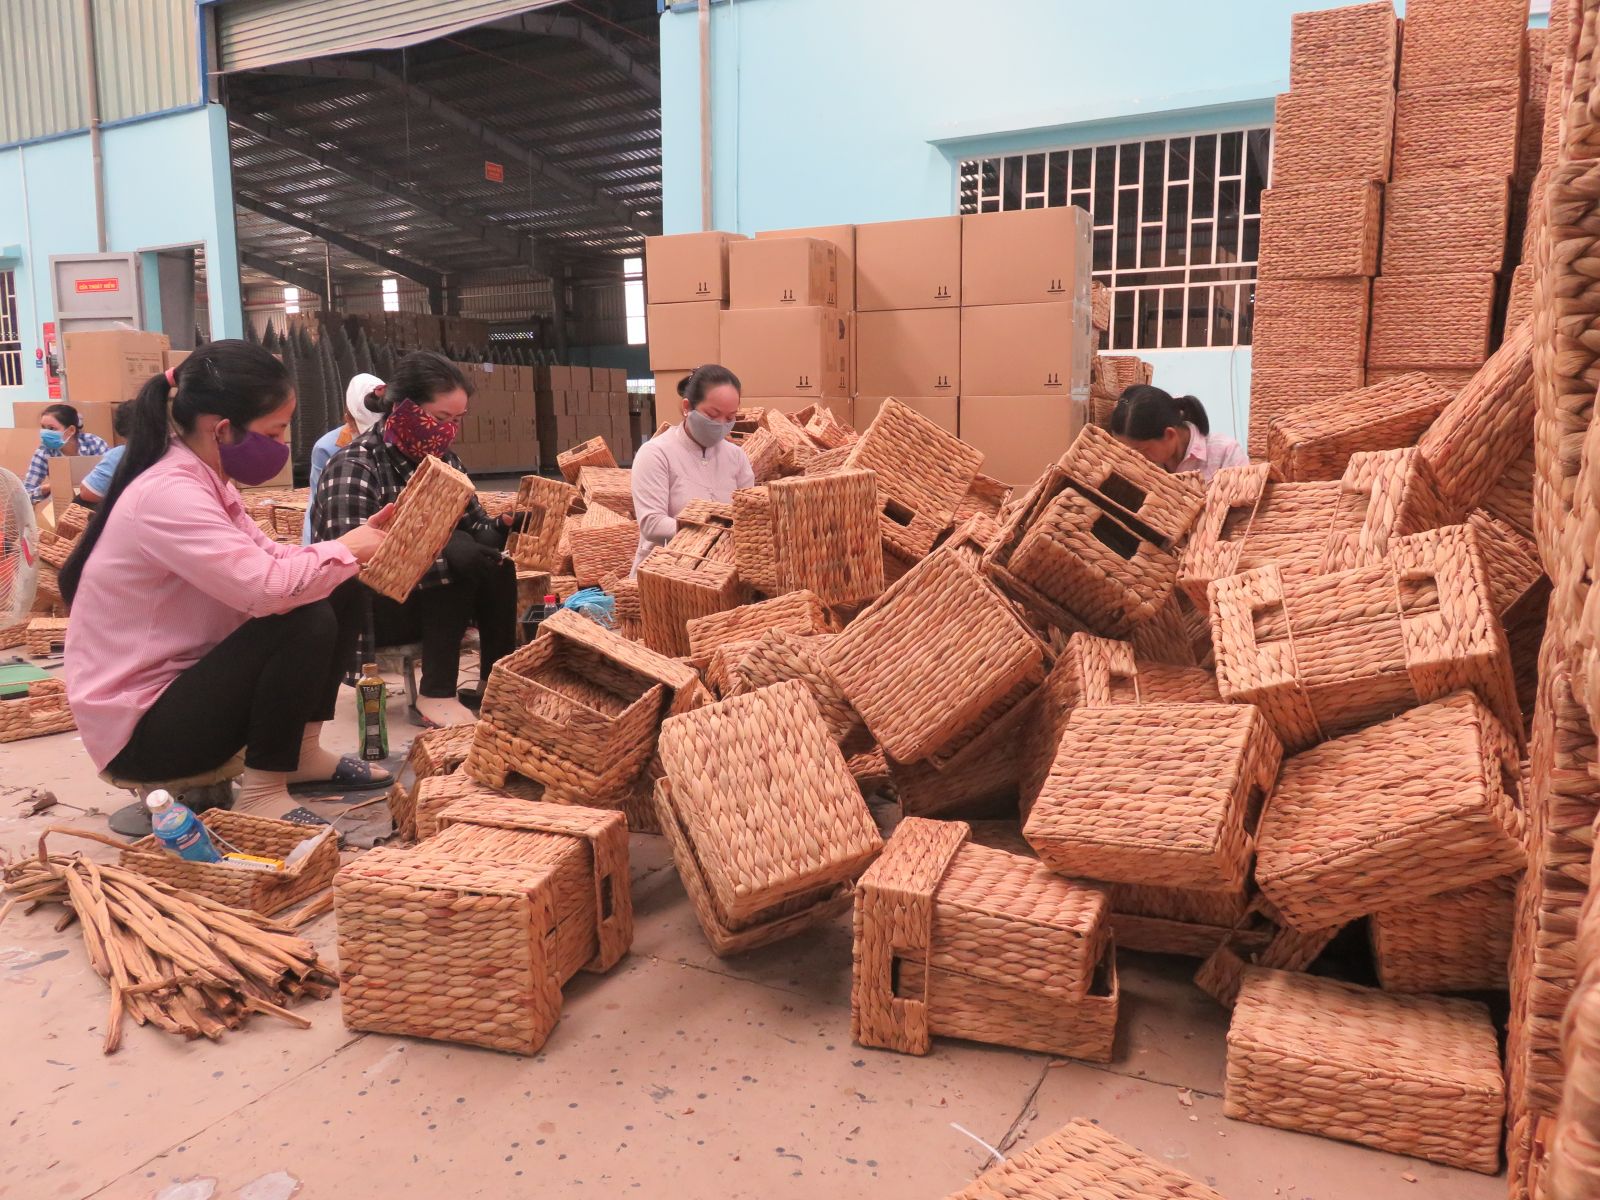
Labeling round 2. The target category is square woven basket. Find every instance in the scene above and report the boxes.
[569,520,639,587]
[123,810,339,917]
[1270,86,1395,186]
[360,454,476,603]
[686,588,834,680]
[1367,272,1497,371]
[1257,180,1382,278]
[1288,1,1398,92]
[1396,0,1527,89]
[412,769,546,841]
[637,545,747,657]
[721,630,864,746]
[1255,691,1526,931]
[843,397,983,561]
[1248,365,1366,458]
[886,688,1041,820]
[507,475,578,571]
[1194,909,1343,1008]
[1371,874,1516,994]
[732,469,885,605]
[386,722,478,842]
[26,617,68,657]
[1418,322,1535,514]
[577,465,634,519]
[1391,80,1522,179]
[556,435,615,484]
[853,818,1115,1059]
[1267,372,1452,482]
[0,678,75,743]
[1379,173,1510,276]
[1250,278,1372,371]
[1225,967,1505,1172]
[1026,703,1282,892]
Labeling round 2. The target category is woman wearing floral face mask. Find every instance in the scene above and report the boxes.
[629,363,753,574]
[22,403,111,505]
[310,350,516,727]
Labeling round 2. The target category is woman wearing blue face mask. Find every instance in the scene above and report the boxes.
[22,403,111,505]
[629,363,754,574]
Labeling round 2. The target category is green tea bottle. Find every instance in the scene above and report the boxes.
[356,662,388,762]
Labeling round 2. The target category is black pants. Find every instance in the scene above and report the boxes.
[108,580,364,781]
[370,556,518,697]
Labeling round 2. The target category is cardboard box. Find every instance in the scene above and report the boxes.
[855,396,956,435]
[756,224,856,311]
[62,330,170,403]
[537,365,579,391]
[653,392,679,432]
[719,308,850,398]
[961,207,1091,307]
[648,301,722,371]
[960,396,1086,485]
[855,309,960,398]
[163,349,191,372]
[729,237,837,309]
[13,400,119,446]
[961,302,1090,397]
[49,453,103,509]
[855,216,961,311]
[645,230,746,304]
[0,427,40,479]
[654,371,690,411]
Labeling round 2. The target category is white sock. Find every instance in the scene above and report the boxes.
[235,768,296,817]
[287,723,345,783]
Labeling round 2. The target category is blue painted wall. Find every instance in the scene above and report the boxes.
[0,104,243,423]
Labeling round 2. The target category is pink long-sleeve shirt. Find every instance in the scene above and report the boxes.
[63,442,360,770]
[630,422,754,572]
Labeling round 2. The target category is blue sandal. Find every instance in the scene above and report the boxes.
[287,755,393,796]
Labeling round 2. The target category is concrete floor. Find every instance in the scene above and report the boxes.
[0,671,1508,1200]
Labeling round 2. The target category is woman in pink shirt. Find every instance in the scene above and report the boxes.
[61,341,394,824]
[630,364,755,573]
[1108,385,1248,482]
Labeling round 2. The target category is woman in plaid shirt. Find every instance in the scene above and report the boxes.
[310,351,517,728]
[22,403,111,503]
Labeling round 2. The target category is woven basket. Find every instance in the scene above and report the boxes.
[1090,279,1111,331]
[0,617,28,650]
[361,454,476,603]
[568,520,639,588]
[1257,181,1382,278]
[507,475,578,571]
[721,630,863,746]
[1392,80,1524,180]
[1418,322,1535,514]
[123,810,338,917]
[1208,523,1522,751]
[1225,968,1505,1172]
[1289,1,1398,92]
[843,397,983,561]
[851,818,1113,1058]
[35,528,72,571]
[1250,277,1372,371]
[732,469,885,605]
[941,1119,1223,1199]
[1195,918,1342,1008]
[794,403,855,450]
[1248,365,1366,457]
[886,689,1040,820]
[1380,173,1511,275]
[803,444,853,476]
[1563,0,1600,161]
[1367,272,1497,371]
[1270,86,1396,186]
[556,435,615,484]
[25,617,68,657]
[654,681,882,955]
[54,503,89,540]
[685,588,832,677]
[1509,263,1539,336]
[387,722,479,842]
[1469,509,1551,720]
[821,549,1045,766]
[0,678,75,743]
[953,472,1011,525]
[1267,372,1451,482]
[576,465,633,519]
[1397,0,1529,89]
[413,769,545,841]
[637,546,746,658]
[1371,874,1516,994]
[1026,703,1281,892]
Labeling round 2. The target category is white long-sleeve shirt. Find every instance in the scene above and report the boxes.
[630,421,754,572]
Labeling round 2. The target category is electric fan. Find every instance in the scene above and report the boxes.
[0,467,40,621]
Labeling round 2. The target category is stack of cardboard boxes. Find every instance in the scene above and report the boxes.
[644,230,742,425]
[531,365,634,470]
[451,361,633,475]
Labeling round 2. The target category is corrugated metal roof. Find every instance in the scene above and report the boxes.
[0,0,88,145]
[96,0,199,125]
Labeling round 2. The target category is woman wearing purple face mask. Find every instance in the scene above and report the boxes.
[61,341,396,831]
[629,363,754,574]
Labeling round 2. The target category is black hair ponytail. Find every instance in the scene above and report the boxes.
[682,363,741,408]
[59,340,292,605]
[1108,384,1210,440]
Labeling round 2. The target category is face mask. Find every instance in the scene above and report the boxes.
[383,398,457,460]
[217,428,291,486]
[685,408,734,447]
[39,429,65,452]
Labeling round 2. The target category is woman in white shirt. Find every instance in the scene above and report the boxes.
[1108,385,1248,482]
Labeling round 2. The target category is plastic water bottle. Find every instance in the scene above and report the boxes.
[146,789,221,863]
[519,592,560,644]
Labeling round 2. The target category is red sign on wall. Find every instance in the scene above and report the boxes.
[74,277,120,294]
[484,161,504,183]
[42,321,60,399]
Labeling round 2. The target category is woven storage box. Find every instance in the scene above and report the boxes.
[507,474,578,571]
[1208,523,1522,751]
[851,818,1114,1058]
[843,397,983,561]
[732,469,884,605]
[1379,174,1511,275]
[953,472,1010,525]
[1397,0,1528,89]
[1249,277,1372,371]
[686,588,832,678]
[803,443,852,476]
[360,454,475,603]
[0,617,28,650]
[1255,691,1526,930]
[1371,874,1516,993]
[54,503,88,540]
[568,520,639,587]
[1367,272,1497,371]
[1248,365,1365,457]
[412,769,545,841]
[1566,0,1600,161]
[654,680,882,956]
[793,403,855,450]
[1419,322,1535,512]
[886,689,1039,820]
[387,722,478,841]
[36,528,72,571]
[1507,263,1537,335]
[1392,80,1523,179]
[1289,1,1398,91]
[1318,447,1461,574]
[1194,917,1342,1008]
[1225,968,1505,1172]
[1467,509,1549,719]
[1270,86,1395,186]
[1257,181,1382,278]
[721,630,863,746]
[941,1117,1226,1200]
[576,465,633,519]
[822,549,1045,766]
[1026,703,1282,891]
[1108,880,1270,959]
[1179,469,1345,607]
[637,546,746,658]
[1090,280,1111,331]
[475,490,517,520]
[1267,372,1452,482]
[0,678,75,743]
[556,435,615,483]
[123,811,338,917]
[25,617,68,656]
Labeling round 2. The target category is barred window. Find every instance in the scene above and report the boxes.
[0,270,20,387]
[959,128,1272,351]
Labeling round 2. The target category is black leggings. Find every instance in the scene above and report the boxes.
[108,580,364,780]
[370,556,518,697]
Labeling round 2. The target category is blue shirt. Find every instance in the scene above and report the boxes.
[302,426,347,543]
[21,432,112,503]
[80,444,126,500]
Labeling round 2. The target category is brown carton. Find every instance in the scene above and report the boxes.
[855,309,959,398]
[959,396,1086,485]
[855,216,960,311]
[729,237,837,309]
[961,302,1089,397]
[0,427,38,480]
[13,400,119,446]
[654,371,690,410]
[648,301,722,370]
[856,396,956,435]
[645,231,746,304]
[756,224,856,310]
[961,207,1091,307]
[719,308,850,398]
[162,349,191,372]
[62,330,170,403]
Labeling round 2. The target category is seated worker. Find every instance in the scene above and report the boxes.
[302,372,385,544]
[630,364,754,573]
[1108,385,1247,482]
[310,350,516,727]
[75,402,136,506]
[22,403,111,504]
[61,341,395,822]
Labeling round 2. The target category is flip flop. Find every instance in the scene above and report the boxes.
[287,755,393,796]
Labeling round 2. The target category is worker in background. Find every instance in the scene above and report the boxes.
[301,372,386,544]
[630,364,754,574]
[22,403,111,505]
[1108,385,1247,482]
[75,402,136,506]
[310,350,517,727]
[60,341,396,823]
